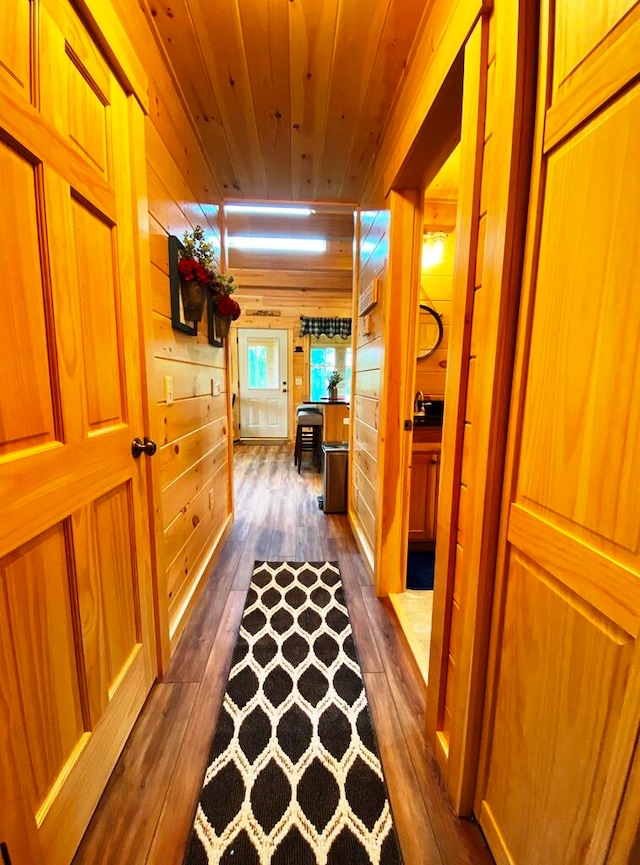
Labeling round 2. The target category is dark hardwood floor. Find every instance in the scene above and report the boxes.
[73,443,493,865]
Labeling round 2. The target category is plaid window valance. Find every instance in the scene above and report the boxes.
[299,316,352,338]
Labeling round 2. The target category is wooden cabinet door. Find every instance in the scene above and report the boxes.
[0,2,156,862]
[476,3,640,864]
[409,450,440,544]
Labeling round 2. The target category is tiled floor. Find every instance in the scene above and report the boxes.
[393,589,434,680]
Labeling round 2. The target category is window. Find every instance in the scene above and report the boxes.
[309,336,352,401]
[247,337,280,389]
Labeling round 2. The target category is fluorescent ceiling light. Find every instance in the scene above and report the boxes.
[228,236,327,252]
[225,205,316,216]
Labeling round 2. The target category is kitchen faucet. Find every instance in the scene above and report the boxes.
[414,391,432,414]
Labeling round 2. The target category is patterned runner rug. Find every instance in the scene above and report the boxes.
[184,561,403,865]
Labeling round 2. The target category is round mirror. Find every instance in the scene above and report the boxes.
[417,304,443,359]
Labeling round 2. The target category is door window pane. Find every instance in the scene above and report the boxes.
[247,338,279,389]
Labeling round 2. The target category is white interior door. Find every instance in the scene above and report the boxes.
[238,329,289,438]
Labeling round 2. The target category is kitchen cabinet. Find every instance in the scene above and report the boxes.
[409,427,442,545]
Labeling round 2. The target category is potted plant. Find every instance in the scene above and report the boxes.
[178,227,242,332]
[209,272,241,337]
[327,369,343,400]
[177,226,215,322]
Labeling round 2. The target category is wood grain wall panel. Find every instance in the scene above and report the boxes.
[553,0,635,93]
[72,199,123,432]
[352,443,379,488]
[353,463,377,518]
[354,369,382,401]
[0,0,32,100]
[150,261,173,320]
[93,484,139,686]
[1,523,85,808]
[0,139,56,456]
[359,236,389,290]
[144,61,229,666]
[146,166,194,243]
[355,338,384,372]
[348,206,390,578]
[360,209,391,258]
[354,395,379,431]
[353,487,377,551]
[150,359,226,405]
[166,461,229,606]
[354,419,379,462]
[518,86,640,555]
[162,444,228,566]
[162,441,229,530]
[152,314,225,367]
[484,552,633,865]
[157,395,228,447]
[232,268,352,291]
[157,417,228,489]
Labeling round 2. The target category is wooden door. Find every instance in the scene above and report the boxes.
[408,448,440,545]
[0,2,156,862]
[238,328,289,437]
[476,2,640,863]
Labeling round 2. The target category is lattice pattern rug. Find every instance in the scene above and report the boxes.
[183,561,403,865]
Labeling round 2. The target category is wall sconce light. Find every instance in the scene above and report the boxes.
[422,231,448,269]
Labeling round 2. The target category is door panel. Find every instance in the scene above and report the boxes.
[518,88,640,554]
[0,2,156,862]
[238,328,289,438]
[0,139,56,456]
[72,198,124,430]
[0,0,32,99]
[3,524,86,807]
[477,3,640,863]
[483,551,633,864]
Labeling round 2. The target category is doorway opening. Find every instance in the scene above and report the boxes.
[388,86,463,686]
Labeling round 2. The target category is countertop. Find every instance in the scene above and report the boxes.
[302,399,350,407]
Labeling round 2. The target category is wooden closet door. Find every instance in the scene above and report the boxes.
[0,2,156,863]
[476,3,640,864]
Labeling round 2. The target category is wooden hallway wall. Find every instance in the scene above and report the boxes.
[105,0,234,670]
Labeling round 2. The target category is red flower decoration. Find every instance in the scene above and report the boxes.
[178,258,209,285]
[216,294,241,320]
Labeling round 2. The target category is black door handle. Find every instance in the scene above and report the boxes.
[132,437,158,458]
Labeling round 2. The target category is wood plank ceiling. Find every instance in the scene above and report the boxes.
[145,0,432,204]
